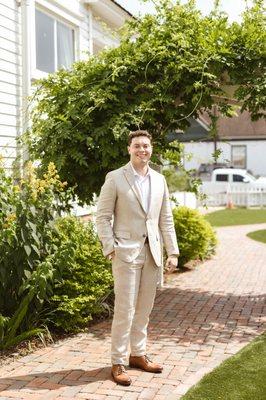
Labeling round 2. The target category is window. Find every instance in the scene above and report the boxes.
[35,9,75,73]
[233,174,245,182]
[231,145,246,169]
[216,174,228,182]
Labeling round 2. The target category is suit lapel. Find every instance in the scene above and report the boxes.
[123,163,146,214]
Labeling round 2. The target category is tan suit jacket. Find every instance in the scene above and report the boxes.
[96,162,179,267]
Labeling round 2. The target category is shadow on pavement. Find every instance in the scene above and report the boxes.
[0,367,111,391]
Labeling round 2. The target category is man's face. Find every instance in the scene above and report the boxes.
[128,136,152,166]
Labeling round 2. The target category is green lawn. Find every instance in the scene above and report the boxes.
[205,208,266,227]
[180,333,266,400]
[247,229,266,244]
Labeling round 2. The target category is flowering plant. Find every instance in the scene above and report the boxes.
[0,159,74,349]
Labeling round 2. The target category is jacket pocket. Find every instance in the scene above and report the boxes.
[114,230,131,239]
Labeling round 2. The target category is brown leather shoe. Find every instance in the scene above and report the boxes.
[111,364,132,386]
[129,355,163,373]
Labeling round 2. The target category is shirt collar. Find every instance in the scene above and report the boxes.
[130,162,150,179]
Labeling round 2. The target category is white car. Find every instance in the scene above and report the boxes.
[210,168,266,186]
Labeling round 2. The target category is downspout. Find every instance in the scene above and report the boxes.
[19,0,35,167]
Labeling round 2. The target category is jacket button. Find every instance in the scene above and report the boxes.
[142,234,146,238]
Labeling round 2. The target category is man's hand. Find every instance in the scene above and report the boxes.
[107,251,115,261]
[165,255,178,274]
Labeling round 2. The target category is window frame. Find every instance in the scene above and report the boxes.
[231,145,247,169]
[32,2,80,80]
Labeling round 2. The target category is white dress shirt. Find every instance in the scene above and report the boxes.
[130,163,151,213]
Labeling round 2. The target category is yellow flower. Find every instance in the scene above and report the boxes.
[6,213,16,222]
[13,185,20,193]
[38,186,45,194]
[2,213,16,229]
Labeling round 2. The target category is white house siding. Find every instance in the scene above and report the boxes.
[0,0,22,169]
[183,140,266,177]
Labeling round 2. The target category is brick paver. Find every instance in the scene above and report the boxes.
[1,224,265,400]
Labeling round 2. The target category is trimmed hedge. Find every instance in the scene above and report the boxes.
[173,206,217,268]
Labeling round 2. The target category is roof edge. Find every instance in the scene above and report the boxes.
[111,0,134,17]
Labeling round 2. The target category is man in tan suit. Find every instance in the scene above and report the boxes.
[96,130,179,386]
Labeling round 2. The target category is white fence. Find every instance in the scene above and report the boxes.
[200,183,266,207]
[171,192,197,209]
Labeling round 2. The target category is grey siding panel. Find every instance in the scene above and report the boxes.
[0,91,20,105]
[0,48,21,65]
[0,2,19,22]
[0,24,20,44]
[0,70,22,84]
[0,124,19,136]
[0,103,19,116]
[0,59,22,76]
[0,81,21,95]
[0,1,21,166]
[0,14,20,33]
[0,36,21,54]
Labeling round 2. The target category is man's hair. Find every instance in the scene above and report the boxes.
[128,130,152,145]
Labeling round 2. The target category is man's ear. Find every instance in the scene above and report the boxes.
[127,146,130,154]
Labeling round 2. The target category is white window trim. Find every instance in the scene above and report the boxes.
[37,0,84,26]
[31,0,82,80]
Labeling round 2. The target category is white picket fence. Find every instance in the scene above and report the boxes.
[200,183,266,207]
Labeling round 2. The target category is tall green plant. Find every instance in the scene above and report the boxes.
[0,160,74,349]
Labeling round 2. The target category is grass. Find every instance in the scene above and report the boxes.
[180,333,266,400]
[205,208,266,227]
[247,229,266,244]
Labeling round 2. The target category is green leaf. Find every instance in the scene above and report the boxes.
[31,244,40,257]
[24,245,31,256]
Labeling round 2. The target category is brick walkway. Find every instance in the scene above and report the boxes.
[0,224,265,400]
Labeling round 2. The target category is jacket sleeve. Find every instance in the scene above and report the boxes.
[96,172,117,257]
[158,176,179,256]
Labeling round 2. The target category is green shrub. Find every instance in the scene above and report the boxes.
[46,216,113,333]
[0,160,74,349]
[173,206,217,268]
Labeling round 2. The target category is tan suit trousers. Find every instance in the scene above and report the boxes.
[111,243,158,365]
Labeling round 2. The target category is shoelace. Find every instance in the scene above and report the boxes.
[117,365,126,375]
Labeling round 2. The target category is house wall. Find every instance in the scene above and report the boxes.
[92,16,120,53]
[0,0,22,169]
[183,140,266,177]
